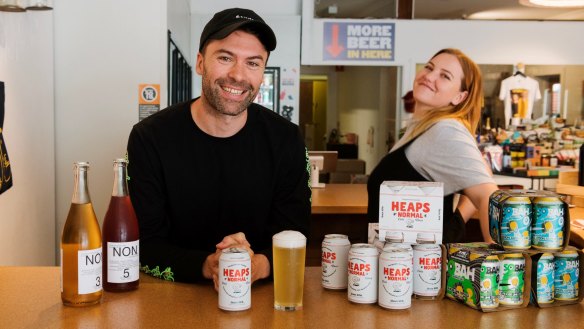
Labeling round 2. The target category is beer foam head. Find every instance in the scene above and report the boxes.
[273,230,306,248]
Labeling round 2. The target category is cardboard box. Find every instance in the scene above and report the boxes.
[445,243,531,312]
[529,247,584,308]
[378,181,444,244]
[488,189,570,251]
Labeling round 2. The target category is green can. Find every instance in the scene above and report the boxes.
[501,197,531,250]
[480,255,500,309]
[532,197,564,251]
[554,250,579,301]
[536,253,555,304]
[499,254,525,306]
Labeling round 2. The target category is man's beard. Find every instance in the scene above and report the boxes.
[201,70,257,117]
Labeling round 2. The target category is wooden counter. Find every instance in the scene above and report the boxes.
[309,184,369,266]
[1,267,584,328]
[311,183,368,214]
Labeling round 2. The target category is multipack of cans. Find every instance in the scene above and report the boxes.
[529,247,584,308]
[488,190,569,251]
[322,232,446,311]
[487,189,583,308]
[445,243,532,312]
[445,243,584,311]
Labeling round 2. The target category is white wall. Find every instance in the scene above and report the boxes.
[0,12,55,265]
[190,0,300,15]
[54,0,168,263]
[168,0,192,64]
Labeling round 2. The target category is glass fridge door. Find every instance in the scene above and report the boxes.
[254,67,280,113]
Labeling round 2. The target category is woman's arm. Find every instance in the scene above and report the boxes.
[463,182,499,243]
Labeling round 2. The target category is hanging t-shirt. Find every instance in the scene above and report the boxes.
[499,75,541,126]
[0,81,13,195]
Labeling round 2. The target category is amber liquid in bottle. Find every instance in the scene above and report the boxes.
[102,159,140,292]
[61,162,103,306]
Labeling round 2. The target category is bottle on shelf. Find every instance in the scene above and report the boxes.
[502,145,512,171]
[61,162,103,306]
[102,158,140,292]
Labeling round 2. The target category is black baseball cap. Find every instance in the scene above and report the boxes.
[199,8,277,52]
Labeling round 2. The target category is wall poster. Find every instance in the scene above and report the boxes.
[139,83,161,121]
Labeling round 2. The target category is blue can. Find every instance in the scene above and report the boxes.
[536,253,555,304]
[554,250,579,301]
[501,197,531,250]
[532,197,564,251]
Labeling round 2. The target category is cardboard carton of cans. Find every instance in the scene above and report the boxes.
[529,247,584,308]
[488,189,570,252]
[445,243,532,312]
[378,181,444,244]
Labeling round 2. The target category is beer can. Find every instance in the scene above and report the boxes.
[347,243,378,304]
[480,255,500,309]
[378,247,412,310]
[554,250,579,301]
[322,234,351,290]
[412,243,442,299]
[499,253,525,306]
[218,248,251,311]
[536,253,555,304]
[501,197,531,250]
[384,242,414,296]
[532,197,564,251]
[384,231,404,243]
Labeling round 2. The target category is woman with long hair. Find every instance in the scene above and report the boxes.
[368,48,497,243]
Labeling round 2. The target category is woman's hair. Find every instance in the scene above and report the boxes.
[401,48,483,144]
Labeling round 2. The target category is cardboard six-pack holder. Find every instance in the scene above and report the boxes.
[378,181,444,244]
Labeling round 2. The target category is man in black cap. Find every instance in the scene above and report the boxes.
[127,8,310,287]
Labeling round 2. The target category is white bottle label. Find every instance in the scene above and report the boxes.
[107,240,140,283]
[78,248,102,294]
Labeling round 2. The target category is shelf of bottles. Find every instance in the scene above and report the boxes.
[480,114,582,175]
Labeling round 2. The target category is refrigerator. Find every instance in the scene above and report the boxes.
[254,67,280,113]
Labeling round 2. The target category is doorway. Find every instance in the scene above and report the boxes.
[300,76,328,151]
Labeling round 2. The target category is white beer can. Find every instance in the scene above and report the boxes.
[378,246,412,310]
[218,248,251,311]
[412,243,442,299]
[347,243,378,304]
[322,234,351,289]
[383,242,413,295]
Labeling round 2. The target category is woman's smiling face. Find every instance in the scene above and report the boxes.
[413,52,468,113]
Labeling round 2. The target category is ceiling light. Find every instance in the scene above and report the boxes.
[519,0,584,8]
[0,0,26,12]
[26,0,52,11]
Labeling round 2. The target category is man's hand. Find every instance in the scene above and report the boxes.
[203,232,268,291]
[215,232,250,250]
[251,253,270,283]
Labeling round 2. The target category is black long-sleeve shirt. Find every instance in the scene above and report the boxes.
[127,99,311,282]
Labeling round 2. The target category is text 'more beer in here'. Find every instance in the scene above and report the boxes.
[273,230,306,311]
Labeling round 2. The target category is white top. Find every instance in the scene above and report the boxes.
[499,75,541,126]
[391,119,495,196]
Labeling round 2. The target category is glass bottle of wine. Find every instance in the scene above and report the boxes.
[102,158,140,292]
[61,162,103,306]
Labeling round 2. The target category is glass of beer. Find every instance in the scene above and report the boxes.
[273,230,306,311]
